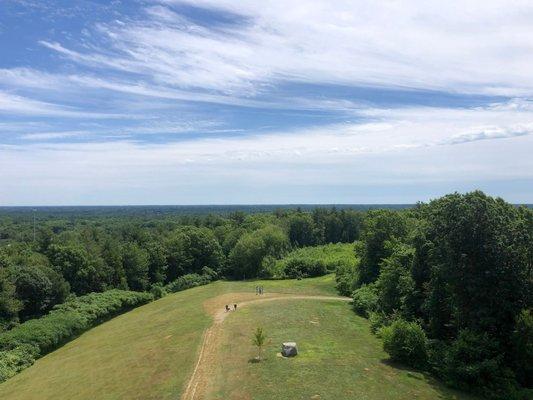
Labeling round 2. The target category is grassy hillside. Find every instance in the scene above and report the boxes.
[0,275,477,400]
[209,299,478,400]
[0,276,335,400]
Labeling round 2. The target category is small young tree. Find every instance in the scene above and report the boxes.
[252,327,267,360]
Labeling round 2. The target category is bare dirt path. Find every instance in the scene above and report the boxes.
[180,293,351,400]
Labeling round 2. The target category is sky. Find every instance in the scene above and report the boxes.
[1,0,532,205]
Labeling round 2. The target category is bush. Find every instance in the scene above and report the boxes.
[352,284,378,317]
[0,289,152,383]
[149,284,167,299]
[381,319,428,368]
[201,266,218,281]
[164,273,212,293]
[276,243,357,279]
[443,329,519,398]
[335,259,358,296]
[369,311,393,334]
[426,339,449,378]
[283,258,327,279]
[0,344,38,382]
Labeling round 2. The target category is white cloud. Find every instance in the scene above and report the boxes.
[0,90,126,118]
[2,1,533,203]
[37,0,533,96]
[441,124,533,145]
[1,100,532,204]
[0,67,365,112]
[19,131,90,141]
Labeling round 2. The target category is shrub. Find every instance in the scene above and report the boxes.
[0,289,152,383]
[352,285,378,317]
[369,311,395,335]
[259,255,277,278]
[164,273,212,293]
[381,319,428,368]
[149,284,167,299]
[201,266,218,280]
[427,339,449,378]
[283,258,327,279]
[443,329,519,398]
[0,344,38,382]
[335,259,358,296]
[276,243,357,279]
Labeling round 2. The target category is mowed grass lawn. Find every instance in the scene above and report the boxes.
[0,274,478,400]
[0,276,336,400]
[209,299,480,400]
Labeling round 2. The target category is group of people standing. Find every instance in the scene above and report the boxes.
[223,285,265,313]
[225,303,237,312]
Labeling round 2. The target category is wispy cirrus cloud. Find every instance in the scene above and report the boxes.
[0,90,126,118]
[36,0,533,97]
[1,0,533,204]
[19,131,90,141]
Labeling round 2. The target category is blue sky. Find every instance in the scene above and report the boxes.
[1,0,532,205]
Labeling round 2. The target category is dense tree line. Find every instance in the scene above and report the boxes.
[0,208,363,330]
[337,192,532,399]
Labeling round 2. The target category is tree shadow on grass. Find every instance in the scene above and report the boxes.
[380,358,480,400]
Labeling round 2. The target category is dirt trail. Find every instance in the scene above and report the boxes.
[180,293,351,400]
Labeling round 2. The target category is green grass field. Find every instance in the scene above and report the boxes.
[0,275,478,400]
[209,299,478,400]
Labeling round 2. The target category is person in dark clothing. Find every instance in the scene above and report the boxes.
[234,303,237,310]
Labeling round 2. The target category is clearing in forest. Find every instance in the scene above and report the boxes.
[0,275,478,400]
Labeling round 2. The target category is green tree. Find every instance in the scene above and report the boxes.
[0,268,22,330]
[358,210,409,285]
[144,241,167,284]
[122,243,150,291]
[323,213,343,243]
[424,192,531,339]
[287,213,316,247]
[252,327,267,360]
[165,226,224,281]
[101,238,128,289]
[220,227,246,256]
[511,309,532,388]
[375,243,416,316]
[9,265,69,320]
[229,225,289,279]
[339,210,363,243]
[47,244,111,294]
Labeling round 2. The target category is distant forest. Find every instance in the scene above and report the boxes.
[0,203,413,219]
[0,192,531,399]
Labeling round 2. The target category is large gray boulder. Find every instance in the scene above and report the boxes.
[281,342,298,357]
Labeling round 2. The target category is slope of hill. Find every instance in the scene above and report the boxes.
[0,275,477,400]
